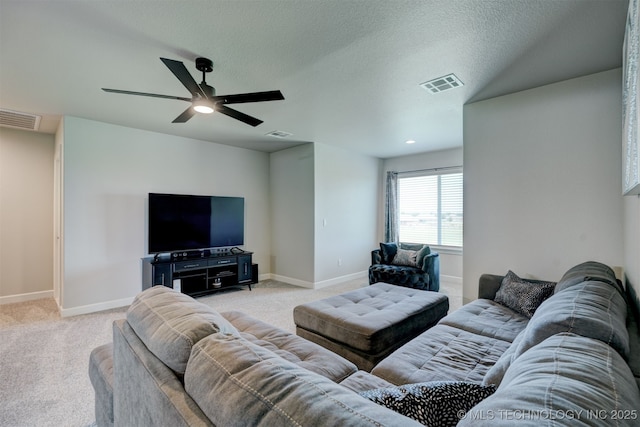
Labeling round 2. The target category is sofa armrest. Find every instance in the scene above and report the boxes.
[371,249,382,265]
[479,274,504,300]
[113,319,213,427]
[421,252,440,292]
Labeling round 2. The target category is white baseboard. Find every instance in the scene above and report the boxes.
[257,273,272,282]
[269,274,314,288]
[60,297,133,318]
[0,290,54,305]
[441,275,462,285]
[265,271,368,289]
[313,271,368,289]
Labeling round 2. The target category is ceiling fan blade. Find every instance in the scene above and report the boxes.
[172,107,196,123]
[216,105,263,127]
[102,88,191,102]
[213,90,284,105]
[160,57,205,98]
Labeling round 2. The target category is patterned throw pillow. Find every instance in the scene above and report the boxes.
[494,270,556,318]
[360,381,496,426]
[391,248,418,267]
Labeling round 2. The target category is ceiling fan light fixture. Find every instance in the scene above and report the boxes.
[193,99,214,114]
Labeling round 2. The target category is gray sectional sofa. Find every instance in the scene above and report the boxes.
[90,261,640,426]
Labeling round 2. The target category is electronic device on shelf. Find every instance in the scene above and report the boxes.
[148,193,244,255]
[144,192,252,297]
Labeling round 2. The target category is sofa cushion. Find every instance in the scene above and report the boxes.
[221,310,357,382]
[511,280,630,360]
[554,260,621,294]
[371,324,512,385]
[360,381,496,427]
[482,330,525,387]
[494,271,556,318]
[126,286,238,375]
[184,332,422,426]
[460,333,640,426]
[368,264,432,290]
[439,299,529,343]
[339,370,396,393]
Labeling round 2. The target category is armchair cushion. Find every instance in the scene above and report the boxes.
[380,242,398,263]
[380,242,431,269]
[371,243,439,291]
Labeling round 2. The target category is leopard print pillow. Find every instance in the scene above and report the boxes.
[494,270,556,318]
[360,381,496,426]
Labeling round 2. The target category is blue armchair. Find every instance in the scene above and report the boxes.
[369,243,440,292]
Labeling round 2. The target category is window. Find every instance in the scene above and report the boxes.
[397,171,463,248]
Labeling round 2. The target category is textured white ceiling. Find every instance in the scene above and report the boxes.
[0,0,629,158]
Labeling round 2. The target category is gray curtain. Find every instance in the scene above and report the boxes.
[384,171,399,243]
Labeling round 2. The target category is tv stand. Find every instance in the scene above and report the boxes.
[142,251,254,297]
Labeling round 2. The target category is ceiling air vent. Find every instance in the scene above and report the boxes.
[0,109,41,131]
[265,130,293,138]
[420,73,464,94]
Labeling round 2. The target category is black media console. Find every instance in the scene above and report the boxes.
[142,251,254,297]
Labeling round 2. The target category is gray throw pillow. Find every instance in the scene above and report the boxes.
[360,381,496,427]
[494,270,556,318]
[392,248,418,267]
[415,245,431,268]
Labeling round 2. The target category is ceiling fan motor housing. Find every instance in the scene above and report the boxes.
[195,57,213,73]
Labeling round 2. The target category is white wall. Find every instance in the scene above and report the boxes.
[463,69,624,303]
[383,148,464,281]
[61,116,271,314]
[0,128,54,301]
[269,144,315,285]
[624,194,640,312]
[314,143,381,285]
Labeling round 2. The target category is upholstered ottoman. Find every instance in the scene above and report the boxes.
[293,283,449,371]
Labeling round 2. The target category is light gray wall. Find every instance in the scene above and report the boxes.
[463,69,624,303]
[383,148,464,281]
[624,195,640,310]
[61,116,271,314]
[314,143,381,284]
[269,144,315,285]
[0,128,54,301]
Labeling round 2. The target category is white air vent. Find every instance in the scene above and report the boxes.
[265,130,293,138]
[0,109,41,131]
[420,74,464,94]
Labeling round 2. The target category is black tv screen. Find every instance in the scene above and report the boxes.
[148,193,244,254]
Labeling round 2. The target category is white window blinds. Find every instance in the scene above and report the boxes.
[397,171,463,247]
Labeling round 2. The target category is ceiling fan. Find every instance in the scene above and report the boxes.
[102,57,284,127]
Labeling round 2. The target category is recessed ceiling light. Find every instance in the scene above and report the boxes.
[405,139,416,144]
[420,73,464,94]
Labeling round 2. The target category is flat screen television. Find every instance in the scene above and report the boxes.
[148,193,245,254]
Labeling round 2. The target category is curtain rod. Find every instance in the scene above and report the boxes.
[396,165,462,175]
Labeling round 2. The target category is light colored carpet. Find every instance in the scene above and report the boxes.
[0,278,462,427]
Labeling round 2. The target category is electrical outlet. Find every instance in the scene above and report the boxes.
[338,258,342,266]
